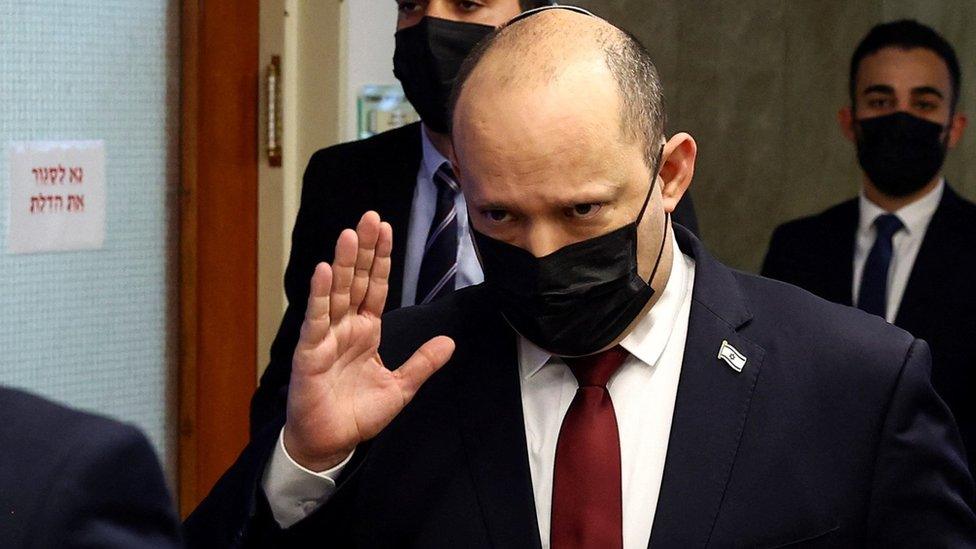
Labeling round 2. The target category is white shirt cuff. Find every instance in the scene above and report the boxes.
[261,428,354,528]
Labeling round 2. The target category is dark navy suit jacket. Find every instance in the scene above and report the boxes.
[0,387,182,549]
[187,226,975,547]
[763,184,976,480]
[249,122,701,432]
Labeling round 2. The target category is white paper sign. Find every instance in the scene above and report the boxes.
[6,140,106,253]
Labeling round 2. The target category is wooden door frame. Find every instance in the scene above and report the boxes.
[179,0,259,517]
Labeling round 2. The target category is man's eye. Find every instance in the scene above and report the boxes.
[567,203,602,218]
[867,98,891,109]
[398,1,422,14]
[914,101,937,111]
[484,209,511,222]
[457,1,483,12]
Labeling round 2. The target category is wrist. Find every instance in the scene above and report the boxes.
[282,425,354,473]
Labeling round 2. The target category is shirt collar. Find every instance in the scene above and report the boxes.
[518,230,691,379]
[858,178,944,236]
[420,124,449,178]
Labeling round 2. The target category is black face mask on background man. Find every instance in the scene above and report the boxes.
[393,17,495,134]
[472,149,668,358]
[855,111,949,197]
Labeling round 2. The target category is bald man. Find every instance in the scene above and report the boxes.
[249,0,702,432]
[186,8,976,548]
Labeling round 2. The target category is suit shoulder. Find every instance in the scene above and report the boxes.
[771,198,858,241]
[942,187,976,232]
[306,123,420,170]
[734,272,915,378]
[0,388,172,547]
[379,286,492,360]
[0,388,147,468]
[383,285,489,333]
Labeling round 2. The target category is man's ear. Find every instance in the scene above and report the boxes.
[449,148,462,182]
[947,111,968,149]
[838,106,858,143]
[659,133,696,215]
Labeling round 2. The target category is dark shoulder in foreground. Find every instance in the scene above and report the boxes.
[0,386,134,443]
[0,387,181,549]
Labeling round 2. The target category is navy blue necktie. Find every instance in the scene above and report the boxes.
[416,163,460,305]
[857,213,904,318]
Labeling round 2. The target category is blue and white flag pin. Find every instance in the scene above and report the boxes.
[718,340,747,372]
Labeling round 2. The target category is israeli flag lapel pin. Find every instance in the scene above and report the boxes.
[718,340,747,372]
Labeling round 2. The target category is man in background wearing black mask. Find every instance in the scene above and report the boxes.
[763,19,975,478]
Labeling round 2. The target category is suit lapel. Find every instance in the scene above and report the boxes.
[376,123,423,309]
[450,295,542,548]
[895,184,961,328]
[649,226,765,548]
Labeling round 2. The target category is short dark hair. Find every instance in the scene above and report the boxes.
[849,19,961,110]
[450,16,665,170]
[519,0,557,10]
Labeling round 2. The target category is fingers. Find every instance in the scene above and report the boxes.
[361,221,393,317]
[395,336,456,403]
[348,212,381,312]
[300,262,333,346]
[330,229,358,324]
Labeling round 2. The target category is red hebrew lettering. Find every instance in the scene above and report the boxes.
[67,194,85,212]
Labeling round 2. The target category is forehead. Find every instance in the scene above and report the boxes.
[855,46,952,93]
[454,56,629,173]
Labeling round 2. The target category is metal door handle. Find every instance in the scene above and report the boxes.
[266,55,282,167]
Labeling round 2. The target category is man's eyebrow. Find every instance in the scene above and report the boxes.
[862,84,895,95]
[911,86,945,99]
[473,200,513,211]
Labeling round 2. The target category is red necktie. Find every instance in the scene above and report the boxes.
[551,346,628,549]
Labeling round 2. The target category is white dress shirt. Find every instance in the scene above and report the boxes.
[263,234,696,548]
[520,236,694,548]
[852,179,943,323]
[400,126,483,307]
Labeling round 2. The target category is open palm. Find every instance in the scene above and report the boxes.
[284,211,455,471]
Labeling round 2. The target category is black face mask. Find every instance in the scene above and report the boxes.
[393,17,494,134]
[855,111,949,197]
[471,152,668,357]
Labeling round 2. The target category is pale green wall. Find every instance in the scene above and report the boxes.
[577,0,976,271]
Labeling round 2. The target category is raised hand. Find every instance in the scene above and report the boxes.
[283,211,456,471]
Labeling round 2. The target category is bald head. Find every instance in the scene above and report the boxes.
[450,8,665,168]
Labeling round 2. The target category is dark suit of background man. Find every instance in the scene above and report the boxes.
[0,387,182,548]
[763,20,975,479]
[187,7,975,547]
[249,0,702,432]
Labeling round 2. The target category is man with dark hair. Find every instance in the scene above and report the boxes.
[188,9,974,547]
[0,387,182,548]
[763,19,974,477]
[250,0,702,433]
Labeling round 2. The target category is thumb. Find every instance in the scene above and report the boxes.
[394,336,456,403]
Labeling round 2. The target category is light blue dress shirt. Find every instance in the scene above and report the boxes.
[400,127,484,307]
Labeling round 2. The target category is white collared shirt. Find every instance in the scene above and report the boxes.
[520,234,695,548]
[263,234,697,548]
[400,126,483,307]
[852,179,943,322]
